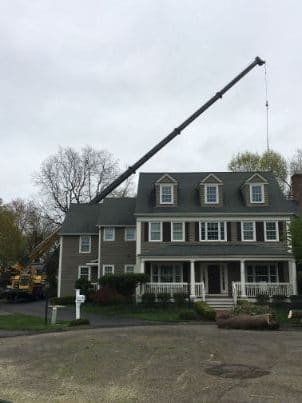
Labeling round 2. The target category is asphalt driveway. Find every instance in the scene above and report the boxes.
[0,324,302,402]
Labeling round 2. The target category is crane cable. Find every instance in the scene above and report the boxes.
[264,63,270,152]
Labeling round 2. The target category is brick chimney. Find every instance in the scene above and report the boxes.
[291,173,302,212]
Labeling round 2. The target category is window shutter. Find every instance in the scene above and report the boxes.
[163,222,171,242]
[227,222,232,242]
[195,222,199,241]
[144,222,149,242]
[278,221,285,241]
[185,223,190,242]
[237,222,241,241]
[278,262,284,282]
[145,262,151,276]
[256,222,264,242]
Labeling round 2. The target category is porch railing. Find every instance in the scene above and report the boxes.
[233,282,293,298]
[144,282,189,296]
[142,282,205,299]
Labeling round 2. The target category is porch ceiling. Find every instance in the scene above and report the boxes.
[141,243,291,258]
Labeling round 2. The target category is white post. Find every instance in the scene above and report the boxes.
[240,260,246,297]
[201,281,206,302]
[289,259,297,295]
[51,307,57,324]
[75,289,86,320]
[190,260,196,299]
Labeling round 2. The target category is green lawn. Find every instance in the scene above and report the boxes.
[273,306,302,326]
[0,313,68,331]
[82,303,196,321]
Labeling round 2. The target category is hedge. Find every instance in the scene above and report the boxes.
[99,273,149,297]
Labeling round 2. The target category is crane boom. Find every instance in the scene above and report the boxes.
[89,56,265,205]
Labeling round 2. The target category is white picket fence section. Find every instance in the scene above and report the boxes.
[233,282,293,298]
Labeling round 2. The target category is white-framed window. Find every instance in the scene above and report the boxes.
[171,222,184,241]
[125,227,136,241]
[149,222,162,241]
[78,266,90,280]
[160,184,174,204]
[250,184,264,203]
[103,227,115,241]
[79,235,91,253]
[264,221,279,241]
[200,222,226,241]
[241,221,256,241]
[246,264,278,283]
[151,263,183,283]
[103,264,114,275]
[205,184,219,204]
[125,264,135,273]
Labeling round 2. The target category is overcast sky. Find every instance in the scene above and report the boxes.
[1,1,301,202]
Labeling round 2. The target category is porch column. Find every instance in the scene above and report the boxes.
[240,259,246,297]
[289,259,297,295]
[190,260,196,298]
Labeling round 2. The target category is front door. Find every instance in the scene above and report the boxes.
[207,265,221,294]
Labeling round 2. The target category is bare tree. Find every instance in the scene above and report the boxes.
[33,146,134,224]
[290,149,302,176]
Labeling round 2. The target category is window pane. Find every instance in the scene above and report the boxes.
[220,222,225,240]
[206,185,217,203]
[173,222,183,240]
[126,265,134,273]
[243,222,254,240]
[266,222,277,240]
[251,185,263,202]
[150,222,161,240]
[104,227,114,240]
[126,227,136,240]
[207,222,219,240]
[255,265,268,282]
[80,236,90,252]
[161,185,172,203]
[104,265,113,275]
[200,222,206,240]
[79,267,89,280]
[160,265,173,282]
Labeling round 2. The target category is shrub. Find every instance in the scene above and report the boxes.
[157,293,170,306]
[194,301,216,321]
[271,295,287,305]
[75,278,94,301]
[68,318,90,327]
[141,292,155,307]
[173,292,187,307]
[178,310,199,320]
[50,296,74,305]
[256,294,270,305]
[90,286,126,305]
[289,295,302,309]
[233,300,271,316]
[99,273,149,297]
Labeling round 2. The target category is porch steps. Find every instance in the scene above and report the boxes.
[206,296,234,311]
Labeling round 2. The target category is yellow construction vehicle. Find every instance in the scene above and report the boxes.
[2,230,58,301]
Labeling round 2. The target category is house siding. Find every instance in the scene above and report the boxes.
[100,227,136,274]
[60,235,98,297]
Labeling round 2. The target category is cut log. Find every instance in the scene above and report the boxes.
[217,314,279,330]
[288,310,302,319]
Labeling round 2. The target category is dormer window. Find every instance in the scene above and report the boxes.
[205,184,219,204]
[250,184,264,203]
[160,184,174,204]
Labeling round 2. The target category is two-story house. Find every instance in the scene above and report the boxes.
[58,171,300,309]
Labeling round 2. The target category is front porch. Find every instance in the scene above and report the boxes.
[137,259,297,305]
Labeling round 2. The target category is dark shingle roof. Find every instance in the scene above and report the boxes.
[135,172,297,215]
[59,198,136,234]
[141,243,291,258]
